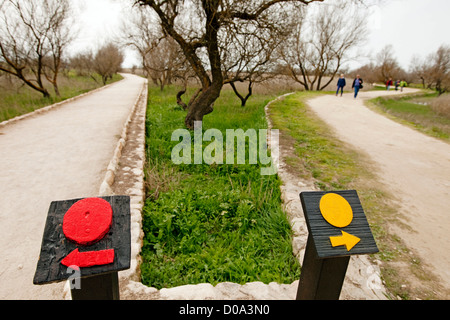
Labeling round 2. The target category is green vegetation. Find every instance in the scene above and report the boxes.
[368,92,450,142]
[141,86,300,289]
[0,72,123,123]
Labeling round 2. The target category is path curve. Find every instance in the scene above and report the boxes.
[307,88,450,293]
[0,73,147,299]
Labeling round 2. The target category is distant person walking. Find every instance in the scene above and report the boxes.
[395,80,400,91]
[400,80,408,92]
[386,78,393,90]
[336,74,346,97]
[352,75,363,98]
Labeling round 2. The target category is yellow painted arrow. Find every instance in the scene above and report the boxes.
[329,231,360,251]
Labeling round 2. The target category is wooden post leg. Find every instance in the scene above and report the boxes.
[70,271,119,300]
[296,235,350,300]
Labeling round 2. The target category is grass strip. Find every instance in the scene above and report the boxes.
[141,86,300,289]
[367,92,450,142]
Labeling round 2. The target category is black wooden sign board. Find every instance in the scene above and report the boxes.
[33,195,131,285]
[300,190,378,259]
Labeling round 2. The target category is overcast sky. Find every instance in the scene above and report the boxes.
[69,0,450,70]
[360,0,450,70]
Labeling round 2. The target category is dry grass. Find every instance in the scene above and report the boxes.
[368,93,450,142]
[144,159,184,201]
[430,93,450,118]
[234,74,373,95]
[138,71,369,97]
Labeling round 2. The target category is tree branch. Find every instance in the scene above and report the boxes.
[223,0,323,21]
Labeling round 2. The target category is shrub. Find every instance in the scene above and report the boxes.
[430,94,450,118]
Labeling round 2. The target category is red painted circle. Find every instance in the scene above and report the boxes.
[62,198,113,246]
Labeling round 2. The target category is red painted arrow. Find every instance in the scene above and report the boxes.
[61,248,114,268]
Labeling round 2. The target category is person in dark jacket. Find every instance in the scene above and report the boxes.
[336,74,346,97]
[352,75,363,98]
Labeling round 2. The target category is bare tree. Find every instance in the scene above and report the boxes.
[135,0,327,129]
[409,54,428,88]
[147,37,187,90]
[121,6,191,91]
[221,7,289,106]
[376,44,401,83]
[409,45,449,95]
[41,0,75,96]
[0,0,75,97]
[70,51,95,77]
[279,0,368,91]
[351,61,378,84]
[92,43,124,85]
[427,45,450,95]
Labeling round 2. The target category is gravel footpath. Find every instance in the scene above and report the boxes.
[0,73,147,299]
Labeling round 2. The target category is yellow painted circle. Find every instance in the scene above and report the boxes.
[319,193,353,228]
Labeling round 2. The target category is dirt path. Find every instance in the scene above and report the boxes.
[0,73,147,299]
[307,88,450,295]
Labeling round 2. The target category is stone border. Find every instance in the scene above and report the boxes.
[97,80,148,197]
[60,77,149,299]
[98,79,148,283]
[94,77,150,299]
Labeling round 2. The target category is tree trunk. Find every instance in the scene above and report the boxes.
[17,68,50,98]
[176,90,188,110]
[53,83,60,97]
[41,88,51,98]
[50,70,61,97]
[182,1,223,129]
[184,82,222,130]
[229,81,253,107]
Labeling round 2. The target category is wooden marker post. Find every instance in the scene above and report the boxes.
[296,190,378,300]
[33,196,131,300]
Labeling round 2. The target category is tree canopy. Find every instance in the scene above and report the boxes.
[136,0,326,129]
